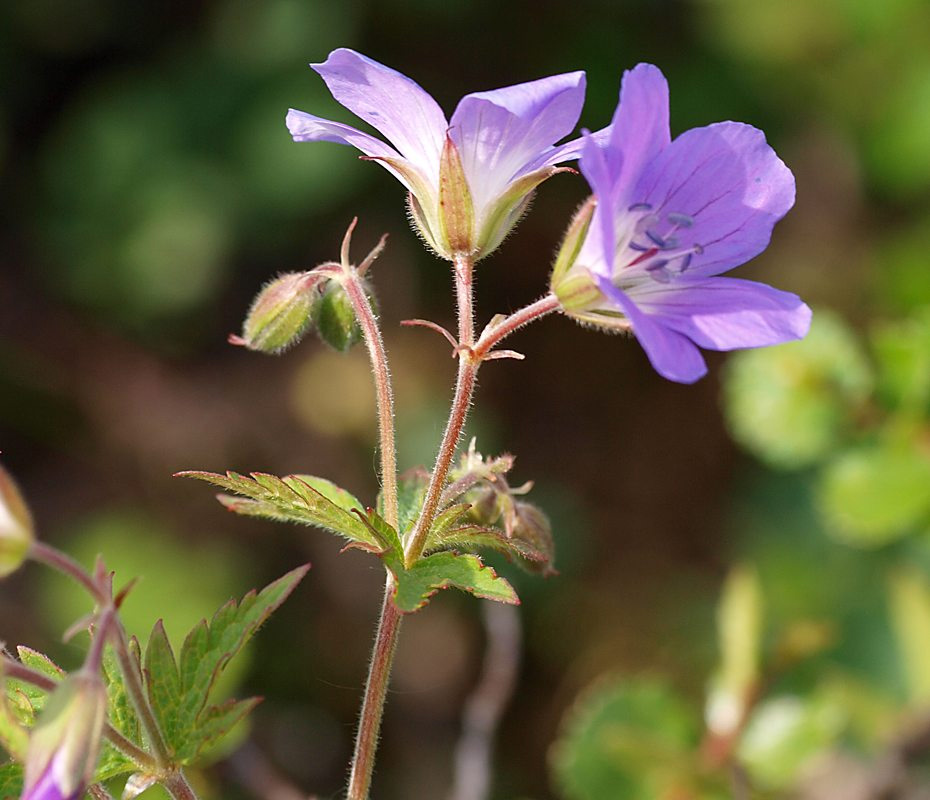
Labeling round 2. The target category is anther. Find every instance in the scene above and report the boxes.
[628,202,653,212]
[666,212,694,228]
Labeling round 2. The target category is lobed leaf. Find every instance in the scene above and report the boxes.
[390,551,519,614]
[144,565,308,763]
[178,471,376,547]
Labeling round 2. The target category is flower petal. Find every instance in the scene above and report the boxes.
[634,121,796,277]
[449,71,586,216]
[593,275,708,383]
[630,277,812,351]
[286,109,434,198]
[311,48,447,180]
[609,63,671,197]
[286,109,401,159]
[578,133,618,278]
[538,124,611,168]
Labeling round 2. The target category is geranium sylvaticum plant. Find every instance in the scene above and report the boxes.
[0,49,809,800]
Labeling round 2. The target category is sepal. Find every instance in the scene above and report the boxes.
[0,464,33,579]
[438,134,476,256]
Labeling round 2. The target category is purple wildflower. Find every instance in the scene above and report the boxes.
[287,48,604,260]
[551,64,810,383]
[21,672,108,800]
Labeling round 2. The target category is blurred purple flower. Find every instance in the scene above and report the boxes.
[21,673,107,800]
[287,48,603,260]
[552,64,810,383]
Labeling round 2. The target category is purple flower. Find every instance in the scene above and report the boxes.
[21,673,108,800]
[287,49,603,260]
[551,64,811,383]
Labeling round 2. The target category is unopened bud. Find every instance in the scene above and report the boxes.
[236,271,322,354]
[510,501,555,575]
[314,280,373,352]
[0,464,34,578]
[22,672,108,800]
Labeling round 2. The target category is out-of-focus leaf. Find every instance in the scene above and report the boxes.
[888,567,930,703]
[706,566,762,738]
[817,438,930,546]
[0,761,23,798]
[723,311,871,468]
[739,694,846,790]
[552,678,700,800]
[872,309,930,413]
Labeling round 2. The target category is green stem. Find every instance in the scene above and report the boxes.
[29,542,105,604]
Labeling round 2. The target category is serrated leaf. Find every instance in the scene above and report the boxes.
[0,761,23,799]
[144,620,182,753]
[94,742,138,784]
[353,509,403,560]
[426,523,548,565]
[179,471,375,547]
[145,565,307,763]
[390,551,518,613]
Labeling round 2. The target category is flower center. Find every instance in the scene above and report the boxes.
[614,203,704,285]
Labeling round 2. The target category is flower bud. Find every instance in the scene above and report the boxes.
[313,279,373,352]
[509,501,555,575]
[21,672,108,800]
[236,271,323,354]
[0,463,34,578]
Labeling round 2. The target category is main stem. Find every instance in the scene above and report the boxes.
[344,261,402,800]
[403,253,478,567]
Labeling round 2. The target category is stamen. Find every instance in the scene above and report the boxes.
[676,253,692,272]
[629,241,650,252]
[667,212,694,228]
[645,229,669,248]
[628,202,653,212]
[646,259,669,272]
[646,261,671,283]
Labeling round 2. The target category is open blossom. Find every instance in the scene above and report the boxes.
[551,64,811,383]
[287,48,603,260]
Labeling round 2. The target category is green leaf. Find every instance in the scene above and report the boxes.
[144,565,307,763]
[817,438,930,546]
[0,693,27,761]
[551,677,701,800]
[390,551,518,614]
[738,694,846,790]
[888,567,930,704]
[723,311,872,468]
[354,509,403,560]
[178,471,375,547]
[0,761,23,799]
[872,309,930,413]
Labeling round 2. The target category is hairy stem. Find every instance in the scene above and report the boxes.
[403,254,478,566]
[473,293,560,358]
[341,268,399,530]
[163,770,200,800]
[346,585,403,800]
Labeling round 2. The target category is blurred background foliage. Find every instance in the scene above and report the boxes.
[3,0,930,797]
